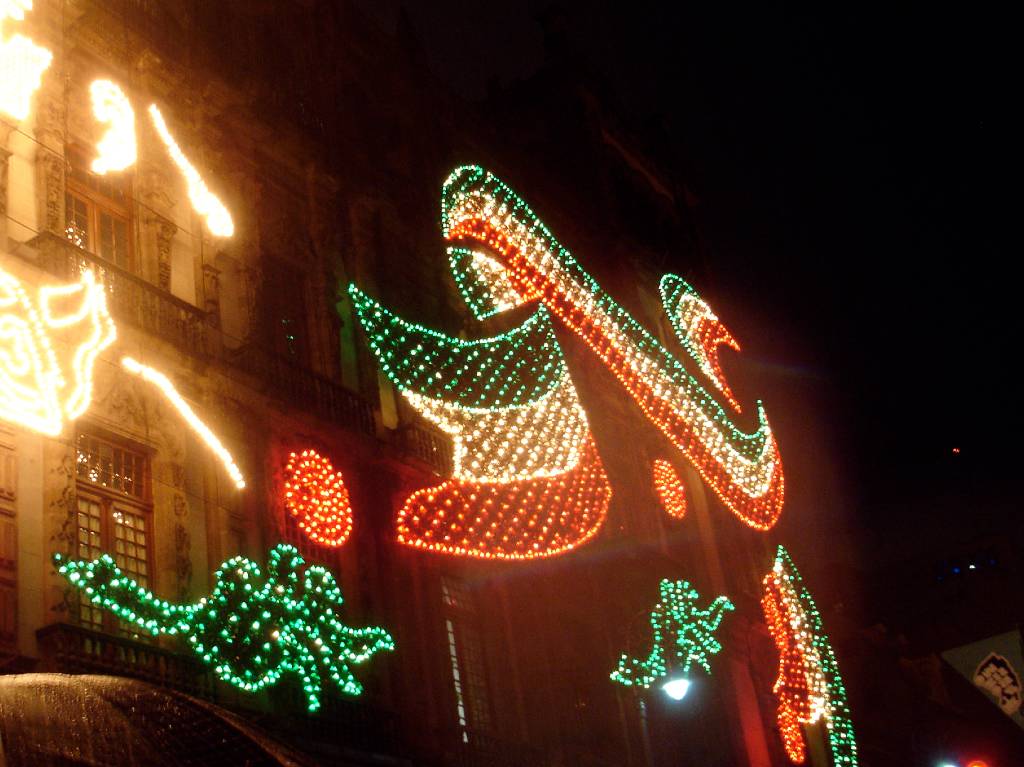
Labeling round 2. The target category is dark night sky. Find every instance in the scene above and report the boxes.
[363,1,1015,577]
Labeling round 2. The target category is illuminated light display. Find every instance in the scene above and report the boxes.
[0,266,63,434]
[660,274,742,413]
[283,449,354,547]
[1,267,115,434]
[437,166,783,530]
[611,579,734,689]
[55,543,395,712]
[88,79,136,174]
[0,1,51,122]
[121,356,245,489]
[148,104,234,237]
[652,459,687,519]
[397,435,610,560]
[448,246,525,320]
[39,269,116,419]
[350,285,612,559]
[762,546,858,766]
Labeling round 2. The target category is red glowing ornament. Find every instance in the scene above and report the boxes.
[397,436,611,560]
[652,459,688,519]
[283,449,353,547]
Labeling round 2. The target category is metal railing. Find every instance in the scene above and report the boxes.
[226,343,377,438]
[26,233,379,439]
[36,622,215,699]
[399,423,454,476]
[32,233,209,358]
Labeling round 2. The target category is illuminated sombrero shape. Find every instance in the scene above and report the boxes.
[439,166,784,530]
[349,289,611,560]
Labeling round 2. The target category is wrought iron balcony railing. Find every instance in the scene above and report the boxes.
[225,343,377,438]
[36,622,215,700]
[399,422,455,476]
[30,232,209,358]
[23,233,379,438]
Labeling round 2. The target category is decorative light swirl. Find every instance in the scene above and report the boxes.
[439,165,784,530]
[0,1,52,122]
[762,546,858,766]
[89,80,136,174]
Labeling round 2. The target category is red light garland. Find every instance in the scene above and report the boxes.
[652,459,687,519]
[762,546,859,766]
[440,167,785,531]
[397,436,611,560]
[283,449,354,547]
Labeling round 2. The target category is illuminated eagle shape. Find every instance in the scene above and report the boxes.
[55,543,395,712]
[349,165,785,560]
[0,268,115,435]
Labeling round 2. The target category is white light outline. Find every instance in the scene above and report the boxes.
[122,356,245,489]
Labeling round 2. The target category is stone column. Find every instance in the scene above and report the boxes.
[33,82,67,238]
[0,120,14,250]
[141,211,177,290]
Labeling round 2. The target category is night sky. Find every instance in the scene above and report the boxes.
[361,1,1014,582]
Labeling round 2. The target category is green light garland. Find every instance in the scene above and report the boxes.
[764,546,858,766]
[348,284,563,409]
[611,579,734,689]
[55,544,394,712]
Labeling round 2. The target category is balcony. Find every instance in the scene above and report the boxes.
[226,343,376,438]
[30,232,210,358]
[36,622,214,699]
[22,232,378,439]
[399,422,454,476]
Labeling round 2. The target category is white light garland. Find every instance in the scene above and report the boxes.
[38,269,116,419]
[148,104,234,237]
[89,80,136,174]
[121,356,245,488]
[0,0,51,122]
[0,266,63,434]
[404,366,589,484]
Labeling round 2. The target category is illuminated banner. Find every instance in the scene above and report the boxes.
[351,166,785,560]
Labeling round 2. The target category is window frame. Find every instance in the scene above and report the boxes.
[73,429,154,636]
[64,145,136,274]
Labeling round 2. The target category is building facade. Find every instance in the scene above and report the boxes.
[0,2,957,766]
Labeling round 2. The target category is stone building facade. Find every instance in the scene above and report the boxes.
[0,1,814,765]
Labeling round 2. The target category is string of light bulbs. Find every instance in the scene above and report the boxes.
[438,165,784,530]
[611,579,734,689]
[56,543,394,712]
[762,546,858,766]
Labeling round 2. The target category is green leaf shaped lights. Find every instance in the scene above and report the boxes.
[55,544,394,711]
[612,579,734,690]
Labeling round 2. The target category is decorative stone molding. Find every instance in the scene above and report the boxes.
[141,212,177,291]
[33,83,67,237]
[1,119,14,223]
[202,262,220,326]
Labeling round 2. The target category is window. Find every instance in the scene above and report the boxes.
[64,146,134,272]
[74,430,152,635]
[261,256,309,362]
[441,576,492,741]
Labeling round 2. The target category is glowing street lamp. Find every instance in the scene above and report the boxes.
[661,675,691,701]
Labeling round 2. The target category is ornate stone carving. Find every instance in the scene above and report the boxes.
[173,521,192,601]
[202,262,221,326]
[155,217,177,291]
[0,120,14,220]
